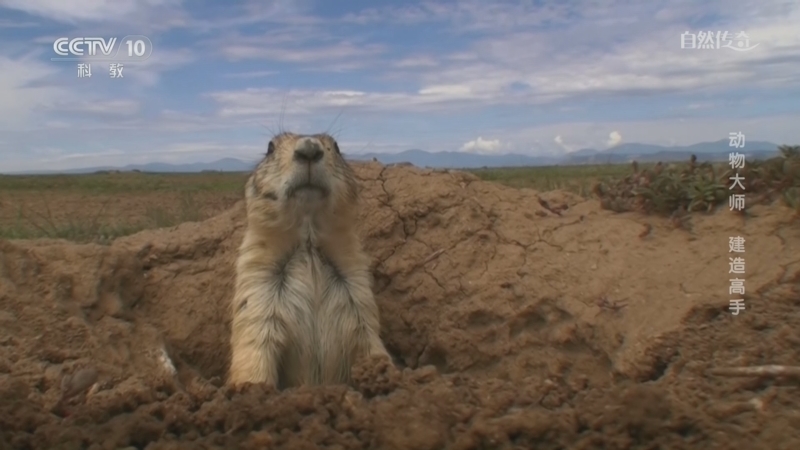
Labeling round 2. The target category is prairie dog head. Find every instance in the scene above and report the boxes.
[246,132,359,230]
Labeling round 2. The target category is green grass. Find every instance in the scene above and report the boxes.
[0,171,249,194]
[466,163,647,196]
[0,191,213,243]
[2,213,146,243]
[0,172,249,242]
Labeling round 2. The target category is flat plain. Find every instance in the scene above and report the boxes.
[0,164,634,242]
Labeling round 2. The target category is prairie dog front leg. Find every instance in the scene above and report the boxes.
[228,285,284,387]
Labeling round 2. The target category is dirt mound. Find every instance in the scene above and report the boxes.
[1,162,799,449]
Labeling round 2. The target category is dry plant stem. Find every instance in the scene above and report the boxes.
[709,365,800,378]
[422,249,446,265]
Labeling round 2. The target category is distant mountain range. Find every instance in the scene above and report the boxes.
[4,139,786,174]
[6,158,259,175]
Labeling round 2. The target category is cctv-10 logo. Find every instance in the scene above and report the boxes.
[52,35,153,61]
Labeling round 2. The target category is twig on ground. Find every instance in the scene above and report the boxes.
[422,249,445,265]
[708,365,800,379]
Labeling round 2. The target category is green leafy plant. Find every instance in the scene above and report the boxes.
[593,145,800,217]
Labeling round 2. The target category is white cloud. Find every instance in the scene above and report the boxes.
[461,137,503,154]
[393,56,439,68]
[554,135,572,153]
[0,0,187,28]
[56,99,141,115]
[207,25,386,71]
[206,87,497,117]
[355,1,800,109]
[88,48,195,86]
[3,141,265,172]
[0,18,38,27]
[3,0,800,172]
[607,131,622,148]
[339,1,574,28]
[220,41,385,64]
[0,53,73,131]
[203,9,800,117]
[497,114,800,155]
[223,70,278,78]
[49,148,126,160]
[418,84,475,97]
[686,103,714,110]
[184,0,319,32]
[0,0,139,22]
[158,142,262,159]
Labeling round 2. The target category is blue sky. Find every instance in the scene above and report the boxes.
[1,0,799,172]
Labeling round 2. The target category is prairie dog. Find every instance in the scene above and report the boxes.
[228,132,392,389]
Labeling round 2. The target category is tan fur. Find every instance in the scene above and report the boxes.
[228,132,391,389]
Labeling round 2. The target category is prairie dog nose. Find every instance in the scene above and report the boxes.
[293,137,324,163]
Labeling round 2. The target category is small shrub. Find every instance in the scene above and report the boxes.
[592,145,800,217]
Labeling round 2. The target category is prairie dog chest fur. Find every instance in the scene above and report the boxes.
[228,132,391,390]
[281,218,337,307]
[270,220,355,319]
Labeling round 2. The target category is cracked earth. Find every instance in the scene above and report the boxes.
[1,162,799,449]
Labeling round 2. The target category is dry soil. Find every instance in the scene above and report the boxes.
[1,162,799,449]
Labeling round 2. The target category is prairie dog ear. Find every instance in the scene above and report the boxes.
[267,140,275,156]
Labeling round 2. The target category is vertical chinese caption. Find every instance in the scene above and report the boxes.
[728,132,747,315]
